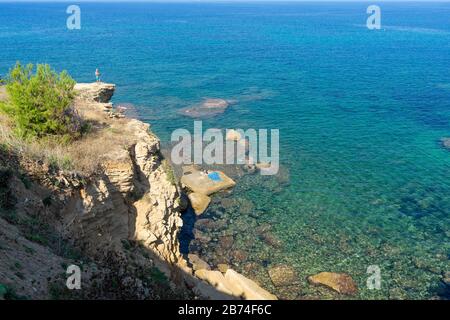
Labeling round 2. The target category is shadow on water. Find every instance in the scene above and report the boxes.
[179,207,196,255]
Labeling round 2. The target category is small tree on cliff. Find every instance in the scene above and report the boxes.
[0,62,81,140]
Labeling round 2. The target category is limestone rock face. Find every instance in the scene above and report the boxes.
[74,82,116,103]
[308,272,358,295]
[67,83,183,264]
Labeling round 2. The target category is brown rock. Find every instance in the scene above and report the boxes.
[193,229,211,243]
[260,232,282,249]
[219,235,234,251]
[268,265,298,287]
[308,272,358,295]
[231,250,248,262]
[188,192,211,215]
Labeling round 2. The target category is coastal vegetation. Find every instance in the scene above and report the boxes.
[0,63,117,175]
[0,63,81,140]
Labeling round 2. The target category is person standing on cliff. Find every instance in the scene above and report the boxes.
[95,68,101,83]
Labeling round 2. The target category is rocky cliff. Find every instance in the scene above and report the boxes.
[67,83,183,265]
[0,82,276,300]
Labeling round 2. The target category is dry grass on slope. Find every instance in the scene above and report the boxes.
[0,88,138,177]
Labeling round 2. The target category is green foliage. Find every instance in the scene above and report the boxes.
[0,62,80,140]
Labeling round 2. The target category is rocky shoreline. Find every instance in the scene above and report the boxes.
[0,82,278,300]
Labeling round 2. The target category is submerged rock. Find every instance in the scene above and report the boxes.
[193,229,212,243]
[180,98,232,118]
[259,231,282,249]
[268,265,298,287]
[308,272,358,295]
[231,249,248,262]
[441,137,450,150]
[219,235,234,251]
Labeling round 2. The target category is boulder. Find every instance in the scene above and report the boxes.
[218,235,234,251]
[188,193,211,215]
[224,269,278,300]
[308,272,358,295]
[260,231,282,249]
[231,250,248,262]
[268,265,298,287]
[181,170,236,196]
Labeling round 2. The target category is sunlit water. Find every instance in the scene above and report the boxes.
[1,2,449,299]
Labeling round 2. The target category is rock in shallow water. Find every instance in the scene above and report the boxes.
[308,272,358,295]
[188,192,211,215]
[268,265,298,287]
[180,98,232,118]
[441,137,450,150]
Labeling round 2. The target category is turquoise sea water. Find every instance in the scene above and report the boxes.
[1,2,449,299]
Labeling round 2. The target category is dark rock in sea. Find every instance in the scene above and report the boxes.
[256,223,272,234]
[193,229,212,243]
[231,249,248,262]
[218,235,234,251]
[238,198,255,215]
[179,98,233,118]
[440,137,450,150]
[242,262,261,276]
[259,231,282,249]
[220,197,237,210]
[195,218,214,230]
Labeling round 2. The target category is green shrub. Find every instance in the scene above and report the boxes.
[0,63,80,140]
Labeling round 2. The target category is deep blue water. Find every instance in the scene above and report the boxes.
[1,2,449,299]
